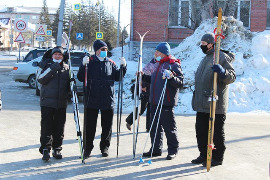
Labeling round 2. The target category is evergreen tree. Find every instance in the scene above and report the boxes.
[39,0,51,28]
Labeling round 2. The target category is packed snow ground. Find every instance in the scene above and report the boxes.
[110,17,270,114]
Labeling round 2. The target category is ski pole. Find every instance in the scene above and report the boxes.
[139,78,167,163]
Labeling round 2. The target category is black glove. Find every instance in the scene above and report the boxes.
[50,62,61,71]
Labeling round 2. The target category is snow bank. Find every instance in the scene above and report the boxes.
[105,16,270,114]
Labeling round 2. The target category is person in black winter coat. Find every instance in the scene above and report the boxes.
[37,46,70,161]
[77,40,127,158]
[125,59,156,132]
[142,42,184,160]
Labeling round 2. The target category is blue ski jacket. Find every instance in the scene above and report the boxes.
[143,55,184,107]
[77,55,127,110]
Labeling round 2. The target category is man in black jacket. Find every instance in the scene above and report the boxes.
[77,40,127,158]
[37,46,70,161]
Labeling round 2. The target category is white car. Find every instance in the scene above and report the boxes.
[35,50,86,96]
[10,56,43,89]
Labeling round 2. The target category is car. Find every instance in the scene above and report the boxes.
[11,56,43,89]
[10,49,47,88]
[21,49,47,63]
[34,50,87,96]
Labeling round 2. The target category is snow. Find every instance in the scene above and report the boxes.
[110,17,270,114]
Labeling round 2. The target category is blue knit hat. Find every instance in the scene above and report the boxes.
[93,40,107,52]
[155,42,170,55]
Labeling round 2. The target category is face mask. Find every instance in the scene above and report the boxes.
[100,51,107,58]
[200,45,209,54]
[155,56,162,61]
[53,59,62,63]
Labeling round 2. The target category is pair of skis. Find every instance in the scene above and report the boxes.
[207,8,223,172]
[62,31,85,164]
[132,31,149,159]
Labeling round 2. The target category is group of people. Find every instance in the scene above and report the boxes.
[37,33,235,167]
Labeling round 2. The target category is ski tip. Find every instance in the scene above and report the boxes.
[147,159,152,165]
[139,157,144,163]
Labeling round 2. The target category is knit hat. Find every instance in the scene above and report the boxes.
[51,46,64,55]
[155,42,170,55]
[93,40,107,52]
[201,33,215,44]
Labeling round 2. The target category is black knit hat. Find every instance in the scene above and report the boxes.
[201,33,215,44]
[93,40,107,52]
[51,46,64,55]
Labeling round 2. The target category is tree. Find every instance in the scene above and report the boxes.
[39,0,51,28]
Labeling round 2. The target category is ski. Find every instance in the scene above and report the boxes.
[207,8,223,172]
[62,31,85,164]
[116,27,126,157]
[133,30,149,159]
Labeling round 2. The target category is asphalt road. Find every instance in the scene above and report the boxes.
[0,58,269,179]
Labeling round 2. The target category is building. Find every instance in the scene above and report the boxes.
[129,0,270,60]
[0,6,57,50]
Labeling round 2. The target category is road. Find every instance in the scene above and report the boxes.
[0,57,269,179]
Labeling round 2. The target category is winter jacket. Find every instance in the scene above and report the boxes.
[37,58,70,109]
[192,49,236,114]
[143,55,184,107]
[77,55,127,110]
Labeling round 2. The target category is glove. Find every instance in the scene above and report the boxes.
[50,62,61,71]
[83,56,89,66]
[120,57,126,67]
[212,64,225,78]
[162,69,173,79]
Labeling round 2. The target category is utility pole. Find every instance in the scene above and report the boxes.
[57,0,65,46]
[116,0,121,47]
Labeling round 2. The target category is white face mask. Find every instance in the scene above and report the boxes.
[53,59,62,63]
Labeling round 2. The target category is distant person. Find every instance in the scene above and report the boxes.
[125,59,156,132]
[142,42,184,160]
[191,33,236,167]
[37,46,70,161]
[77,40,127,158]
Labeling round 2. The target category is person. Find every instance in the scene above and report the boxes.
[125,60,156,132]
[142,42,184,160]
[37,46,70,161]
[77,40,127,158]
[191,33,236,167]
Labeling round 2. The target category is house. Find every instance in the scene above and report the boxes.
[129,0,270,60]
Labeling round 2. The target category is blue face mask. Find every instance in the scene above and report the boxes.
[100,51,107,58]
[155,56,162,61]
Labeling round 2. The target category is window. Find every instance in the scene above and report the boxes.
[32,16,37,20]
[169,0,198,28]
[24,15,30,19]
[267,1,270,28]
[16,14,21,19]
[238,0,250,28]
[169,0,250,28]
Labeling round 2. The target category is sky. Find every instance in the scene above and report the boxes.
[0,0,131,27]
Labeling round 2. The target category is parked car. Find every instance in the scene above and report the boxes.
[11,56,43,89]
[10,49,47,88]
[34,50,88,96]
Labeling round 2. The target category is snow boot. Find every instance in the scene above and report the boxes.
[42,149,50,161]
[52,149,62,159]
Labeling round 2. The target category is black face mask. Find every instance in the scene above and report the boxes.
[200,45,209,54]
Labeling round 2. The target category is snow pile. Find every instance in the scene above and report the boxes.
[110,16,270,114]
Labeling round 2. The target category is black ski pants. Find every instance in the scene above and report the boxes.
[195,112,226,161]
[126,96,150,130]
[39,106,66,154]
[149,105,179,155]
[83,108,113,156]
